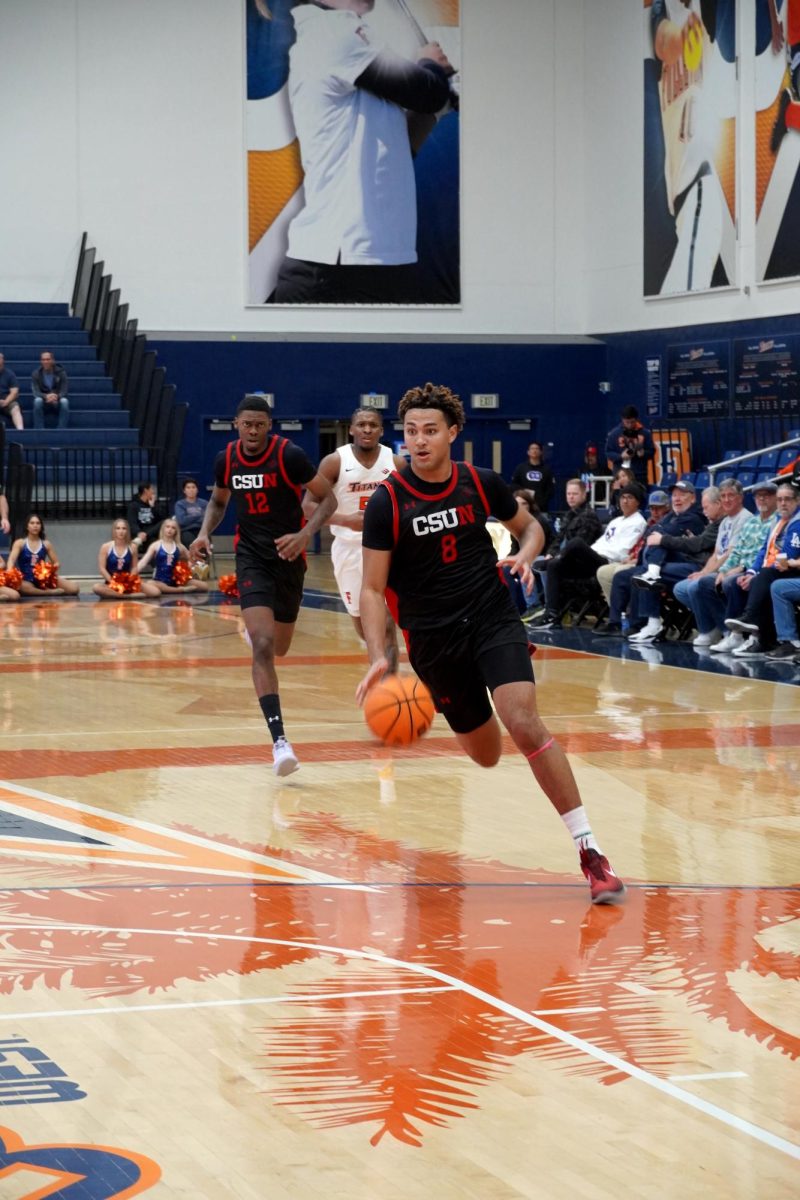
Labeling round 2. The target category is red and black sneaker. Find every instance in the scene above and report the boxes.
[579,846,627,905]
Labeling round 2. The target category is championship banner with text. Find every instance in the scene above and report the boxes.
[643,0,738,297]
[246,0,461,306]
[755,0,800,282]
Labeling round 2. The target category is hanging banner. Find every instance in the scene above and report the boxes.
[246,0,461,307]
[755,0,800,282]
[643,0,738,297]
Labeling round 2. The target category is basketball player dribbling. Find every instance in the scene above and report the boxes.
[355,383,626,905]
[303,407,404,670]
[191,395,336,776]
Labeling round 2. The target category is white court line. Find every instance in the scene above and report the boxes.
[532,1006,605,1015]
[617,981,658,996]
[1,922,797,1162]
[0,985,456,1023]
[671,1080,753,1089]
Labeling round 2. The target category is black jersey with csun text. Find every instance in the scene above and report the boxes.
[362,462,519,631]
[214,436,316,557]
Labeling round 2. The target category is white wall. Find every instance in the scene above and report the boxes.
[0,0,582,336]
[582,0,800,333]
[2,0,797,336]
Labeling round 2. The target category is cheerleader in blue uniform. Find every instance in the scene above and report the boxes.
[137,517,209,594]
[92,518,159,598]
[6,513,80,596]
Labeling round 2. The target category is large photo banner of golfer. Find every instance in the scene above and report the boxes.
[755,0,800,282]
[246,0,461,306]
[643,0,738,297]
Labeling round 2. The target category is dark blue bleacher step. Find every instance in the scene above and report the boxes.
[18,392,123,411]
[0,316,82,331]
[11,361,107,378]
[17,411,131,430]
[1,345,98,362]
[0,331,92,347]
[32,468,156,487]
[10,429,140,448]
[0,302,69,316]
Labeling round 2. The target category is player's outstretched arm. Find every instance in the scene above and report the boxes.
[355,547,393,705]
[301,453,361,529]
[498,509,545,595]
[276,472,337,561]
[190,485,229,562]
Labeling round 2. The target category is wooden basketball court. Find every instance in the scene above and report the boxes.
[0,562,798,1199]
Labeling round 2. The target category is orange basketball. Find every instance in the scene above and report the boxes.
[363,674,435,747]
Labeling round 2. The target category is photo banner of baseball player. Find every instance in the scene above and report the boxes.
[755,0,800,282]
[246,0,461,306]
[643,0,738,297]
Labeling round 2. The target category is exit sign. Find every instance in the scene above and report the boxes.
[471,393,499,409]
[361,393,389,410]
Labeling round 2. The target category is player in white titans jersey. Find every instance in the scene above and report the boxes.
[652,0,725,293]
[305,407,404,669]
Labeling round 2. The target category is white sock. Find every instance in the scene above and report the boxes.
[645,564,661,578]
[561,806,600,854]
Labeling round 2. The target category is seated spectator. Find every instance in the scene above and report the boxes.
[766,571,800,660]
[0,352,23,430]
[6,512,80,595]
[512,488,553,612]
[598,467,637,525]
[31,351,69,429]
[593,489,671,636]
[510,441,554,511]
[137,518,210,595]
[174,478,209,547]
[672,479,769,648]
[528,478,603,616]
[605,404,655,486]
[707,482,780,654]
[126,481,164,554]
[723,482,800,657]
[530,483,646,630]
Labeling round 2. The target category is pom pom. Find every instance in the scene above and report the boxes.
[33,560,59,589]
[218,573,240,598]
[0,567,23,590]
[172,561,193,587]
[109,571,142,595]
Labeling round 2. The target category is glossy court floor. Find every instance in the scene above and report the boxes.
[0,559,798,1200]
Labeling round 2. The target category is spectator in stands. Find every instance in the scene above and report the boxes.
[31,351,69,429]
[527,478,603,618]
[0,353,23,430]
[723,483,800,657]
[530,483,646,630]
[628,482,729,643]
[672,479,771,649]
[579,443,601,483]
[593,489,671,636]
[605,405,655,486]
[174,478,209,547]
[767,572,800,660]
[708,481,780,654]
[126,481,163,554]
[510,442,554,510]
[6,513,80,595]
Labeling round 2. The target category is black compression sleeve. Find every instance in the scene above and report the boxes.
[355,51,450,114]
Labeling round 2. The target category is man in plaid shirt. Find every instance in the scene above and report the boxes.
[683,482,779,654]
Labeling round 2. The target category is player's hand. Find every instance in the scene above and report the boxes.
[275,528,310,562]
[356,656,391,707]
[499,554,534,595]
[418,42,455,76]
[189,534,211,564]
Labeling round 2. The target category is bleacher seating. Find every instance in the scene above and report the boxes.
[777,448,797,472]
[693,471,711,490]
[756,450,779,473]
[735,471,756,489]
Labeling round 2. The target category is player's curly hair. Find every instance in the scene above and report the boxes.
[398,383,465,431]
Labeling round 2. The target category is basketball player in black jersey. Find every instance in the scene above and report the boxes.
[356,383,625,904]
[191,395,336,776]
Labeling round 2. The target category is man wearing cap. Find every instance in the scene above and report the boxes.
[593,489,670,636]
[605,405,655,486]
[663,479,756,647]
[530,483,646,630]
[672,481,779,653]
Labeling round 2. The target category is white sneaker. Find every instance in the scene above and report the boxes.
[732,636,762,658]
[693,629,722,647]
[628,618,663,642]
[710,631,744,654]
[273,737,299,777]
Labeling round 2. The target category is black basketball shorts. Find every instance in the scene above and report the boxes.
[407,602,535,735]
[236,550,305,622]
